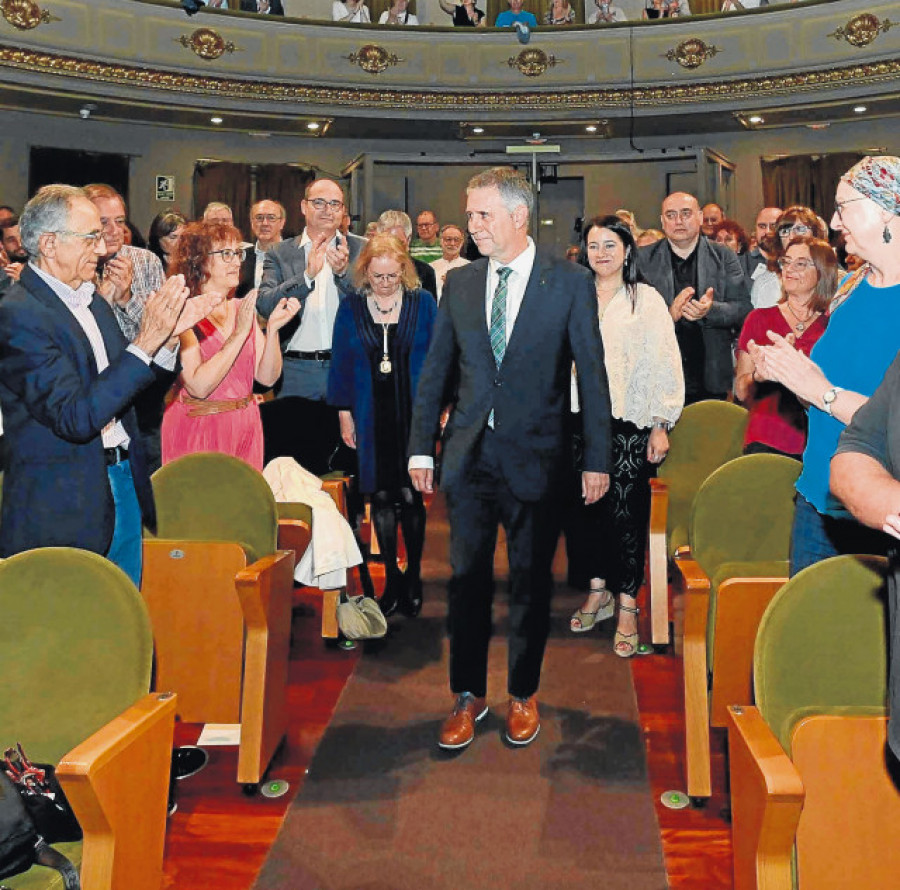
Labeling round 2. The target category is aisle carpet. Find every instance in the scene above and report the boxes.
[253,496,668,890]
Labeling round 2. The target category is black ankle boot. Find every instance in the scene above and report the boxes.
[399,575,423,618]
[379,575,405,617]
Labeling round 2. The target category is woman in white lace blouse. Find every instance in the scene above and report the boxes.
[569,215,684,656]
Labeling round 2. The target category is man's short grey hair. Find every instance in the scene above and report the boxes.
[377,210,412,239]
[20,184,86,258]
[252,199,286,219]
[467,167,534,217]
[202,201,232,220]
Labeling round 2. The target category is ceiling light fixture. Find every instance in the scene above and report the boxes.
[748,115,764,124]
[472,126,485,134]
[853,105,867,113]
[585,125,598,133]
[307,121,320,131]
[210,116,223,125]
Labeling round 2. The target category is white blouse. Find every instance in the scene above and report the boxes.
[574,282,684,429]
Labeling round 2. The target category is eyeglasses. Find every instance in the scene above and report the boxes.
[778,223,811,237]
[441,236,463,244]
[663,209,697,221]
[418,221,438,229]
[210,247,246,263]
[308,198,344,212]
[370,272,401,284]
[253,214,282,223]
[55,229,105,244]
[833,197,867,220]
[777,257,815,271]
[100,216,127,230]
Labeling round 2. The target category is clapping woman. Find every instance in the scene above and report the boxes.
[328,235,437,617]
[161,221,299,470]
[569,216,684,656]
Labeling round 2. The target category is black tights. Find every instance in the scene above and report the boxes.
[371,487,426,584]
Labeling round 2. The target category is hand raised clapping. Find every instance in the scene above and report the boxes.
[266,295,301,334]
[133,274,191,356]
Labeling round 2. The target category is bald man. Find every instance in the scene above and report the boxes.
[637,192,750,403]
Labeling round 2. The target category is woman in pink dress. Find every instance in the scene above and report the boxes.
[161,221,299,470]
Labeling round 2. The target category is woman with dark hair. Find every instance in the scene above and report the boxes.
[751,205,828,309]
[148,211,187,272]
[569,215,683,656]
[328,234,437,617]
[713,219,750,256]
[161,221,299,469]
[735,236,833,459]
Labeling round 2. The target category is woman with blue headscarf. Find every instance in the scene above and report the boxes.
[749,155,900,575]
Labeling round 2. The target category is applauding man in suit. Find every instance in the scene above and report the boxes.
[409,167,612,751]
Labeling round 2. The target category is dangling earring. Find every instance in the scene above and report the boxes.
[884,225,893,244]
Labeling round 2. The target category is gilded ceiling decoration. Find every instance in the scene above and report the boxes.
[507,48,560,77]
[828,13,894,47]
[0,45,898,111]
[0,0,58,30]
[345,44,403,74]
[177,27,240,60]
[664,38,721,69]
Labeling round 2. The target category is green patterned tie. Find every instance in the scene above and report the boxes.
[488,267,512,427]
[490,267,513,368]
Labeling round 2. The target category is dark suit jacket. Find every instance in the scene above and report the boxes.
[240,0,284,13]
[636,237,751,395]
[409,254,611,503]
[256,232,366,348]
[413,258,437,300]
[0,266,158,557]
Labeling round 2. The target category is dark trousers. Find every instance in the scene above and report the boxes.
[445,430,562,699]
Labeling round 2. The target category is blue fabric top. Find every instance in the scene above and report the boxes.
[495,9,538,25]
[797,277,900,515]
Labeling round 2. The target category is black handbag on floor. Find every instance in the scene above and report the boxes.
[0,744,82,889]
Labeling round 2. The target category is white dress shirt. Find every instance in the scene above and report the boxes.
[288,229,341,352]
[430,256,469,301]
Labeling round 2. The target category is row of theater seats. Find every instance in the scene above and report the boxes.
[1,453,349,890]
[650,399,900,889]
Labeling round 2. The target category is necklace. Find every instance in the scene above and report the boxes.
[783,299,818,333]
[369,295,400,374]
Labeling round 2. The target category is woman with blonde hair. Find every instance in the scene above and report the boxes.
[328,234,438,617]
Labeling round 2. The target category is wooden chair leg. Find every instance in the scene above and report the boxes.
[321,588,340,639]
[648,478,670,646]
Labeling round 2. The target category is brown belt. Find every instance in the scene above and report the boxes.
[180,394,253,417]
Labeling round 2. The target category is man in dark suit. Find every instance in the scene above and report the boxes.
[0,184,207,584]
[409,167,612,751]
[637,192,751,404]
[257,178,366,471]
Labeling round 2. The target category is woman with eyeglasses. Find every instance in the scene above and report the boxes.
[735,236,832,459]
[161,221,300,470]
[748,156,900,574]
[750,205,827,309]
[568,215,683,656]
[327,234,437,618]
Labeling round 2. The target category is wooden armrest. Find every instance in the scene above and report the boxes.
[56,692,177,890]
[321,476,349,518]
[680,556,712,798]
[727,705,804,890]
[277,518,312,573]
[235,550,295,785]
[649,477,669,536]
[648,477,671,646]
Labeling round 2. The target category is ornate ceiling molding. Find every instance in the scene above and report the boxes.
[0,44,898,111]
[0,0,58,30]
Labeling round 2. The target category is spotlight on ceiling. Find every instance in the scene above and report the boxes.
[585,124,598,133]
[853,105,867,114]
[307,121,321,131]
[210,116,223,125]
[472,126,485,134]
[748,115,764,124]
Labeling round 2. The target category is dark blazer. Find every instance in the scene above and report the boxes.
[413,257,437,300]
[256,232,367,346]
[327,288,437,492]
[240,0,284,14]
[236,247,257,299]
[0,265,157,557]
[636,236,751,395]
[409,255,611,503]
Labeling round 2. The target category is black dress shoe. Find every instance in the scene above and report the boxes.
[398,576,423,618]
[379,576,405,617]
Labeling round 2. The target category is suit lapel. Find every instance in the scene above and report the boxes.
[502,254,546,365]
[89,294,127,362]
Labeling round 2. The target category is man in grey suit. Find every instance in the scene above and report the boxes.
[409,167,612,752]
[257,178,366,468]
[637,192,750,403]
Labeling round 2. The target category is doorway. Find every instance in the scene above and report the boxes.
[534,177,584,262]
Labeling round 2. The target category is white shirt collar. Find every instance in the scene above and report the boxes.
[490,236,536,279]
[29,261,96,309]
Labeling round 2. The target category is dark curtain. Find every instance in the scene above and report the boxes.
[255,165,317,238]
[192,161,253,238]
[761,152,864,219]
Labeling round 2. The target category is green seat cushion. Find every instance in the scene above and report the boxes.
[277,502,313,526]
[4,842,82,890]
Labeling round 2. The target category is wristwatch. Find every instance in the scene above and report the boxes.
[822,387,844,416]
[652,420,671,431]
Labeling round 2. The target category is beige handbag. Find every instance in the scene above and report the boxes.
[336,592,388,640]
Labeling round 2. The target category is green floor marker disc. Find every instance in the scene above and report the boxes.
[339,639,358,651]
[261,779,290,799]
[636,643,654,656]
[660,790,690,810]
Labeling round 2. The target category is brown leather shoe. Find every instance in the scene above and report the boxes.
[438,693,488,750]
[506,696,540,746]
